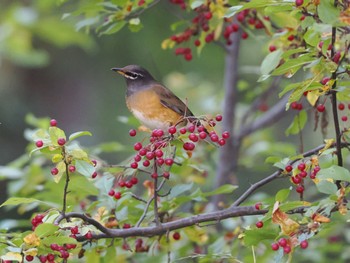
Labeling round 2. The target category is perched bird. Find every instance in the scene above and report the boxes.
[111,65,196,131]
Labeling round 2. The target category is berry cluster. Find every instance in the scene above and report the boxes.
[167,0,269,61]
[135,238,149,252]
[31,213,44,230]
[271,237,308,254]
[285,160,321,194]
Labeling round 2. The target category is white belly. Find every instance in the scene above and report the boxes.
[132,109,169,131]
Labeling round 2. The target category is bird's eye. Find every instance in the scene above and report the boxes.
[125,72,142,80]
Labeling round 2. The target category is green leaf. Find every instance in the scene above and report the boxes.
[243,227,278,246]
[101,21,127,35]
[168,183,194,199]
[190,0,205,9]
[53,161,66,183]
[68,131,92,141]
[70,148,89,160]
[260,49,283,77]
[316,180,337,195]
[318,0,340,25]
[34,223,59,237]
[285,110,307,136]
[75,159,95,178]
[272,54,315,76]
[275,188,291,203]
[224,5,243,18]
[303,27,320,47]
[317,165,350,182]
[203,184,238,197]
[0,197,42,207]
[41,236,77,246]
[49,127,66,146]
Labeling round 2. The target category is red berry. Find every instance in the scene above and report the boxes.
[333,51,341,63]
[57,138,66,146]
[291,101,298,109]
[285,165,293,172]
[179,127,187,134]
[210,134,219,142]
[295,0,303,6]
[278,238,288,247]
[50,243,60,251]
[241,32,248,39]
[271,243,279,251]
[188,125,196,133]
[155,149,163,158]
[39,255,47,263]
[173,232,181,240]
[66,243,77,250]
[108,189,115,196]
[139,148,147,156]
[47,254,55,261]
[256,221,264,228]
[342,116,348,122]
[92,171,98,178]
[300,240,308,249]
[296,185,304,193]
[287,35,294,41]
[25,255,34,262]
[114,192,122,199]
[163,171,170,179]
[157,158,164,166]
[123,223,131,229]
[194,39,201,46]
[199,131,207,139]
[134,142,142,151]
[314,166,321,173]
[146,151,155,160]
[189,133,198,142]
[291,175,301,184]
[50,119,57,127]
[60,250,69,259]
[125,181,133,188]
[165,158,174,166]
[299,171,307,178]
[237,12,245,22]
[317,104,325,112]
[129,129,137,137]
[36,140,44,148]
[131,162,138,169]
[168,126,177,134]
[255,20,264,29]
[321,77,330,85]
[283,245,291,254]
[338,103,345,110]
[269,45,277,52]
[204,12,212,20]
[134,155,141,162]
[205,32,214,43]
[231,24,239,32]
[183,142,195,151]
[184,53,193,61]
[222,131,230,139]
[151,172,158,179]
[71,226,79,234]
[218,139,226,146]
[254,202,262,210]
[68,165,76,173]
[215,114,223,122]
[51,167,59,175]
[297,163,306,171]
[138,0,145,6]
[143,160,150,167]
[85,231,93,239]
[118,180,126,187]
[130,177,138,185]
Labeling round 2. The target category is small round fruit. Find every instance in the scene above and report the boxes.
[69,165,76,173]
[50,119,57,127]
[129,129,137,137]
[300,240,308,249]
[278,238,288,247]
[269,45,277,52]
[255,202,262,210]
[168,126,177,134]
[36,140,44,148]
[285,165,293,172]
[25,255,34,262]
[295,0,304,6]
[108,189,115,196]
[51,167,59,175]
[297,163,306,171]
[57,138,66,146]
[296,185,304,193]
[173,232,181,240]
[271,243,279,251]
[283,245,291,254]
[317,104,325,112]
[338,103,345,110]
[342,116,348,122]
[215,114,223,122]
[114,192,122,199]
[222,131,230,139]
[256,221,264,228]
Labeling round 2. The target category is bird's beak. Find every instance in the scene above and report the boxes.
[111,67,125,76]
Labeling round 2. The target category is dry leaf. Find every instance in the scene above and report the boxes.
[272,201,300,236]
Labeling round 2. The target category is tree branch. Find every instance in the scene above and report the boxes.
[60,206,266,241]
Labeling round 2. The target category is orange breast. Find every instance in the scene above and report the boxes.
[126,89,182,130]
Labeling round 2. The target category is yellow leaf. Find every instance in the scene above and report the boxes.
[313,213,331,223]
[306,91,319,106]
[161,38,175,50]
[23,232,40,247]
[1,252,22,261]
[319,139,335,154]
[24,248,38,256]
[52,154,63,163]
[272,202,300,236]
[184,226,209,244]
[310,156,319,166]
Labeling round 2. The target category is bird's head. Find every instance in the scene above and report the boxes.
[111,65,155,86]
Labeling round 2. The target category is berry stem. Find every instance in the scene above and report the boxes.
[62,157,70,217]
[153,160,161,226]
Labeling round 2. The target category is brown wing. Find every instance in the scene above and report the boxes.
[153,84,195,117]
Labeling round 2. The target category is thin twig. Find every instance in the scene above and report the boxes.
[62,154,70,216]
[136,196,155,227]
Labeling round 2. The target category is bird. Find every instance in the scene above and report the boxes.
[111,65,197,132]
